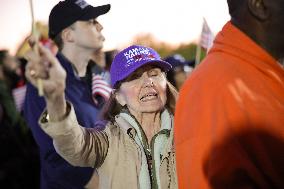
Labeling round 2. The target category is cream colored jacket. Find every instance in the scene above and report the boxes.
[39,103,177,189]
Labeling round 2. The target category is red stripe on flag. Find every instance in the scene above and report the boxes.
[91,73,112,105]
[12,85,27,112]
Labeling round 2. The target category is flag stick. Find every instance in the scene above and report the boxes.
[29,0,44,96]
[195,42,202,67]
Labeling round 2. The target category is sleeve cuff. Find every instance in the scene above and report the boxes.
[39,101,79,138]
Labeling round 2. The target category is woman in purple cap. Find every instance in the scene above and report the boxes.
[25,44,178,189]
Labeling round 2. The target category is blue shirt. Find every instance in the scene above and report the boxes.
[24,53,101,189]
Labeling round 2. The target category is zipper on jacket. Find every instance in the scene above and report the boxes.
[124,111,170,189]
[150,130,170,189]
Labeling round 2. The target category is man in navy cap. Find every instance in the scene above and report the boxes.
[24,0,110,188]
[164,54,194,90]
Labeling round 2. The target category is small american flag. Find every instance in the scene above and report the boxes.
[200,18,214,50]
[12,85,27,112]
[92,72,112,106]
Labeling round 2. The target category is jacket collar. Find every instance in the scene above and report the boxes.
[56,52,81,80]
[210,22,284,79]
[114,109,173,139]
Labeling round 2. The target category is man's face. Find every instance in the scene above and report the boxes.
[71,19,105,51]
[2,54,19,72]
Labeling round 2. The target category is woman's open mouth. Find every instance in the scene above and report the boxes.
[140,92,158,102]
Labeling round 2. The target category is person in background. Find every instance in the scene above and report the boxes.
[0,50,39,189]
[175,0,284,188]
[0,50,27,112]
[85,49,118,109]
[25,44,178,189]
[24,0,111,188]
[104,49,118,71]
[86,50,112,109]
[0,50,23,90]
[164,54,194,90]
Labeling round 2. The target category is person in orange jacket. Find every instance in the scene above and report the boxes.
[174,0,284,188]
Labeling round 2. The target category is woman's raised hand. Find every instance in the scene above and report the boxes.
[25,39,67,121]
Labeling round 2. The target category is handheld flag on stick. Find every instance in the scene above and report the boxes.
[200,18,214,50]
[29,0,44,96]
[195,18,215,66]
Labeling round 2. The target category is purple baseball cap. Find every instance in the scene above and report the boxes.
[110,45,172,87]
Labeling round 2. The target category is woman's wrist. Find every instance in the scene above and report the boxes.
[46,94,67,122]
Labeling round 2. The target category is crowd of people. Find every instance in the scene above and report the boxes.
[0,48,39,188]
[1,0,283,189]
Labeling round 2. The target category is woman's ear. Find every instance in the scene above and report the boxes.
[115,91,126,106]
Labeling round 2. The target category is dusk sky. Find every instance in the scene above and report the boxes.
[0,0,230,55]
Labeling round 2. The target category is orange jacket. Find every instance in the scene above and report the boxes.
[175,22,284,189]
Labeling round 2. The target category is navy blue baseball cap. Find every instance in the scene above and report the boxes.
[48,0,110,39]
[164,54,191,68]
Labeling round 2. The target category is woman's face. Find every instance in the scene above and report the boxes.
[115,65,167,114]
